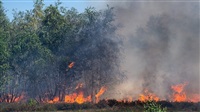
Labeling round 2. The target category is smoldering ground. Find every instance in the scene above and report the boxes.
[97,1,200,100]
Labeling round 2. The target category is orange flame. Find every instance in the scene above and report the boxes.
[95,86,107,103]
[14,94,24,102]
[171,82,188,94]
[0,93,24,103]
[64,93,77,103]
[48,96,59,103]
[48,92,92,104]
[189,94,200,103]
[47,84,105,104]
[172,93,187,102]
[171,82,188,102]
[68,62,75,69]
[117,96,133,102]
[138,89,159,102]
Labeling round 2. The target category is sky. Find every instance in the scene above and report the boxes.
[2,0,107,21]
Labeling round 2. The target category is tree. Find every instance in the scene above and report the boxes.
[2,6,53,102]
[0,1,123,103]
[0,1,10,89]
[72,6,123,103]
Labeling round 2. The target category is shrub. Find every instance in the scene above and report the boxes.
[144,100,167,112]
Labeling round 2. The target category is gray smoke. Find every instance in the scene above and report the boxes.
[97,1,199,100]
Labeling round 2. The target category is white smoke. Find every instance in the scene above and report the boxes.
[99,1,199,100]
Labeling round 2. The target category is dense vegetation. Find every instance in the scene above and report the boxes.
[0,0,123,103]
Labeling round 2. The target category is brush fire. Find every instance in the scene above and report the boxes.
[0,1,199,112]
[46,84,106,104]
[0,82,199,103]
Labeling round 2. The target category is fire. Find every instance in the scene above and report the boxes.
[95,86,107,103]
[189,94,200,103]
[64,93,76,103]
[64,92,91,104]
[75,92,86,104]
[171,82,188,94]
[127,96,133,102]
[48,92,91,104]
[138,89,159,102]
[172,93,186,102]
[2,82,199,103]
[171,82,188,102]
[48,84,106,104]
[14,94,24,102]
[0,93,24,103]
[53,97,59,102]
[48,96,59,103]
[117,96,133,102]
[75,83,83,90]
[68,62,75,68]
[116,89,160,102]
[170,82,200,102]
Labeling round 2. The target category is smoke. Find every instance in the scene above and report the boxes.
[100,1,199,100]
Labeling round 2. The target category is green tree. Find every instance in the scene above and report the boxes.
[0,1,123,103]
[0,1,10,89]
[3,6,52,101]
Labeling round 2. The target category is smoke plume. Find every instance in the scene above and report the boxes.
[101,1,199,100]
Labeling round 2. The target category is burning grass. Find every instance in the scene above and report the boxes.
[1,82,199,112]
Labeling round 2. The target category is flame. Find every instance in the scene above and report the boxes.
[171,82,188,102]
[68,62,75,69]
[117,96,133,102]
[189,94,200,103]
[75,83,83,90]
[75,92,85,104]
[172,93,187,102]
[14,94,24,102]
[47,84,105,104]
[127,96,133,102]
[171,82,188,94]
[138,89,159,102]
[49,92,91,104]
[95,86,107,103]
[64,93,75,103]
[0,93,24,103]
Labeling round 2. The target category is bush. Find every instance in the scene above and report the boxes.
[144,100,167,112]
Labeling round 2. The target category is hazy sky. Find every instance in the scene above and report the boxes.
[2,0,107,21]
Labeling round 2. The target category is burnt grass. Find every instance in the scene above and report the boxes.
[0,99,199,112]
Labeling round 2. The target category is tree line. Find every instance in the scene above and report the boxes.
[0,0,123,103]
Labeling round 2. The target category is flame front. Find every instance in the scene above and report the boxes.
[2,82,199,103]
[138,89,159,102]
[49,92,91,104]
[171,82,188,102]
[47,84,106,104]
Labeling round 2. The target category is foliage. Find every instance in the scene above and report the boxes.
[144,100,167,112]
[0,1,123,103]
[0,0,10,89]
[27,98,37,106]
